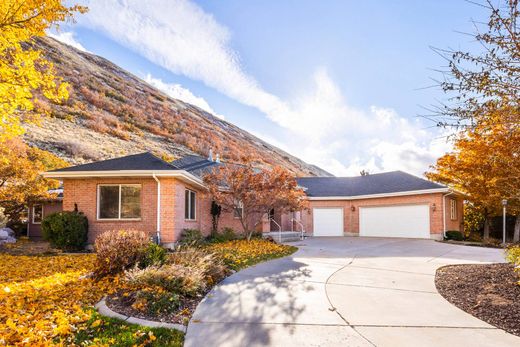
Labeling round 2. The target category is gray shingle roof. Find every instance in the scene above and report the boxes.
[171,155,223,177]
[49,152,179,172]
[297,171,446,197]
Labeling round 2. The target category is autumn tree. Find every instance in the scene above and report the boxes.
[0,0,86,141]
[204,161,308,240]
[428,122,520,241]
[429,1,520,242]
[432,0,519,128]
[0,138,68,225]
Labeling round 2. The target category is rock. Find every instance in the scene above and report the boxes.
[0,228,14,240]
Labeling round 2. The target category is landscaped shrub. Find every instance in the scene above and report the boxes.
[209,227,240,243]
[445,230,464,241]
[139,242,167,268]
[41,211,88,251]
[125,263,206,297]
[506,245,520,267]
[168,247,228,285]
[94,229,150,276]
[179,228,204,245]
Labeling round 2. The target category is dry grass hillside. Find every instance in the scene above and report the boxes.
[23,37,331,177]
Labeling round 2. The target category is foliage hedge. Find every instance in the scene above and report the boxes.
[41,211,88,251]
[445,230,464,241]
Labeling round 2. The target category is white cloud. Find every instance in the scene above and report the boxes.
[78,0,452,176]
[143,74,224,119]
[47,31,89,52]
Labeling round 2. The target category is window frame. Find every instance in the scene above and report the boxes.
[185,189,197,221]
[32,204,43,224]
[450,198,457,220]
[97,184,142,221]
[234,200,244,219]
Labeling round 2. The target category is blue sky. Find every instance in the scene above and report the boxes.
[50,0,487,176]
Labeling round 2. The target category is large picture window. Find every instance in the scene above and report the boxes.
[98,184,141,220]
[185,189,196,220]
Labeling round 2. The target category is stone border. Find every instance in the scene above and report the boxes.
[95,297,187,333]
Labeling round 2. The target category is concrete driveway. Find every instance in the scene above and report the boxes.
[185,238,520,347]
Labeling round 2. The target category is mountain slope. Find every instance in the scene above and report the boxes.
[22,37,332,177]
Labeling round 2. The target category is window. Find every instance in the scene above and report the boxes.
[234,200,244,219]
[32,204,43,224]
[450,199,457,220]
[185,189,196,220]
[98,184,141,220]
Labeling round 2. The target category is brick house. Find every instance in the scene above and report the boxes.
[42,152,462,245]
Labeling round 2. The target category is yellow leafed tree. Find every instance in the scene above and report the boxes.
[0,0,87,141]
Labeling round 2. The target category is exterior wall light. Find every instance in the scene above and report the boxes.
[432,203,436,211]
[351,206,355,211]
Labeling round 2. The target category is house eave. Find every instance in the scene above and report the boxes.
[306,187,450,201]
[42,170,207,190]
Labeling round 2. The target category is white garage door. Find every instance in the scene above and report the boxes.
[359,204,430,239]
[313,208,343,236]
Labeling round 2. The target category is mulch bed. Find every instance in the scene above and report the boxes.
[105,290,205,325]
[436,263,520,336]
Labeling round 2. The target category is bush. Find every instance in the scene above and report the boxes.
[506,245,520,266]
[41,211,88,251]
[445,230,464,241]
[209,227,240,243]
[179,228,204,245]
[168,247,228,285]
[139,242,167,268]
[125,263,206,297]
[94,229,150,276]
[125,247,228,297]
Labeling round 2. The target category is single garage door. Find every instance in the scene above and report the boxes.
[359,204,430,239]
[313,208,343,236]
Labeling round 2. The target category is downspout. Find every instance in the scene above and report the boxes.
[442,191,455,239]
[152,173,161,244]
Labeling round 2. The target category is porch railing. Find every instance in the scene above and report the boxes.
[270,218,282,243]
[291,218,306,240]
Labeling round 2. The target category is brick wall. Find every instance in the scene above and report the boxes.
[63,178,160,244]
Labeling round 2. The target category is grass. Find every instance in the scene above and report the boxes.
[73,311,183,346]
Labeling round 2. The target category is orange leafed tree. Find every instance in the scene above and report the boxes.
[0,0,87,142]
[204,161,308,240]
[427,121,520,241]
[0,138,68,225]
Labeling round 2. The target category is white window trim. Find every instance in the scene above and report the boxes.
[234,200,244,219]
[32,204,43,224]
[450,199,457,220]
[185,189,197,221]
[97,184,142,221]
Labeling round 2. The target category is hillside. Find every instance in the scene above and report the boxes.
[22,37,331,177]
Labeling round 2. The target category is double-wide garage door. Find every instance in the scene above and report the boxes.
[312,204,430,238]
[360,204,430,239]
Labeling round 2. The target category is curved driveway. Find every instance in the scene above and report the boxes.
[185,238,519,347]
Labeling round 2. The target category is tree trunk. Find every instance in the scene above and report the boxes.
[483,217,490,240]
[514,216,520,243]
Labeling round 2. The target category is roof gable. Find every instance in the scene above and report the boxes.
[49,152,179,172]
[297,171,446,198]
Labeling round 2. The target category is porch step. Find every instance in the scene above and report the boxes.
[263,231,303,243]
